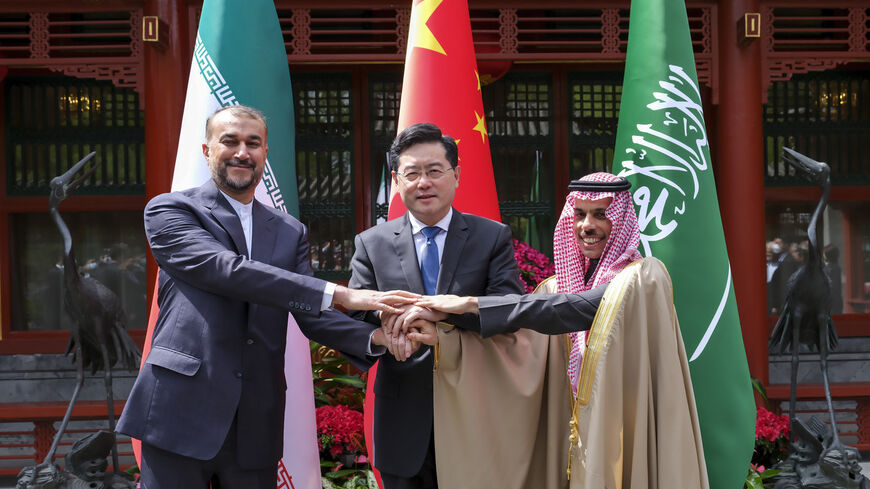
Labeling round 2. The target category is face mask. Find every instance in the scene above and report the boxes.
[770,243,782,254]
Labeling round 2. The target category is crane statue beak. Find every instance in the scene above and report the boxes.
[782,147,830,184]
[50,152,99,202]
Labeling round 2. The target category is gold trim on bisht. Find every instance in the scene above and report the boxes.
[567,258,644,481]
[433,321,454,370]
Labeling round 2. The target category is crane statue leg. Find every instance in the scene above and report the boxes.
[789,312,801,440]
[43,327,86,465]
[95,317,121,476]
[818,314,841,446]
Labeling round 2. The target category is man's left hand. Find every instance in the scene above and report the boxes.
[394,305,447,334]
[333,286,419,315]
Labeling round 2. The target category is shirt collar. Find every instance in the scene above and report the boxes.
[219,189,254,215]
[408,208,452,235]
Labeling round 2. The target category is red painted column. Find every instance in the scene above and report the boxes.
[717,0,768,385]
[143,0,191,300]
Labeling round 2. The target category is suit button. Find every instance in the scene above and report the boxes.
[235,371,242,379]
[246,338,254,345]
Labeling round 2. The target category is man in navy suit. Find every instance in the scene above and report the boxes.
[348,123,524,489]
[117,106,416,489]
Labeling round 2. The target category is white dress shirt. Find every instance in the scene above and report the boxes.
[407,208,452,269]
[220,190,335,311]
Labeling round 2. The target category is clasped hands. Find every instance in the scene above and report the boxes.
[332,286,480,361]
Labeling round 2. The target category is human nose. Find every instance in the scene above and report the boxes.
[416,171,433,187]
[236,143,251,160]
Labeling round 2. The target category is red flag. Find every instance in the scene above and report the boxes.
[387,0,499,221]
[367,0,501,485]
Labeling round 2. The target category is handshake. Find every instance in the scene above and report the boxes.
[333,286,480,361]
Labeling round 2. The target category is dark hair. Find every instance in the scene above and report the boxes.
[388,122,458,172]
[205,105,268,141]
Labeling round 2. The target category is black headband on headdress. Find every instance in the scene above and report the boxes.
[568,177,631,193]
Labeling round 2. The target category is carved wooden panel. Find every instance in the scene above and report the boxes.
[0,10,143,96]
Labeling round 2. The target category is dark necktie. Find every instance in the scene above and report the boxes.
[420,226,441,295]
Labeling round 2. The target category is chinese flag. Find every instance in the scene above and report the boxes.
[367,0,500,486]
[387,0,500,221]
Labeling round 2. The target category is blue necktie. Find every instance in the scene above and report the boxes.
[420,226,440,295]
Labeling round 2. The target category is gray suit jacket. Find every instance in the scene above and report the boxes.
[117,180,377,469]
[348,210,523,477]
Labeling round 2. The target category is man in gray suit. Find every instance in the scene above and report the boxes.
[347,122,524,489]
[117,106,415,489]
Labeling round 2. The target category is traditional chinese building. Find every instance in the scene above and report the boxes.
[0,0,868,475]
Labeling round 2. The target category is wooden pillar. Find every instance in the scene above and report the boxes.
[143,0,191,302]
[717,0,768,384]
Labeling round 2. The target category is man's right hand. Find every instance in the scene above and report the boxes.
[333,286,419,315]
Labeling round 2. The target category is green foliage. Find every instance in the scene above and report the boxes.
[311,342,366,409]
[320,468,378,489]
[751,376,768,404]
[311,341,372,488]
[744,466,782,489]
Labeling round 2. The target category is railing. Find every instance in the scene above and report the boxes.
[765,383,870,450]
[0,401,135,476]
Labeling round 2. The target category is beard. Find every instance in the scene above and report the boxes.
[211,159,263,192]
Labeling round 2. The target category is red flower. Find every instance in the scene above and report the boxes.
[755,406,789,442]
[315,405,365,458]
[513,239,555,293]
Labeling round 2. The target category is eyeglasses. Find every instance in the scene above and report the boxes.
[396,167,454,183]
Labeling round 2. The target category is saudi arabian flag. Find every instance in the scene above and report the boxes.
[167,0,317,487]
[611,0,756,487]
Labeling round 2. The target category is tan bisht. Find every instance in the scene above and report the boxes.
[432,306,572,489]
[570,257,709,489]
[432,256,707,488]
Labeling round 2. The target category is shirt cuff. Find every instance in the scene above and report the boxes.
[367,329,386,356]
[321,282,336,311]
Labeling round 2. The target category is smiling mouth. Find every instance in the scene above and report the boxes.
[226,160,254,169]
[581,236,603,245]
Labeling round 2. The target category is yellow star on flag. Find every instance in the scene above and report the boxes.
[475,70,481,91]
[472,111,488,143]
[408,0,446,55]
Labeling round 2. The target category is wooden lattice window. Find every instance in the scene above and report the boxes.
[5,76,145,196]
[483,72,555,255]
[2,73,146,337]
[764,71,870,186]
[294,73,355,280]
[368,72,402,225]
[567,72,622,179]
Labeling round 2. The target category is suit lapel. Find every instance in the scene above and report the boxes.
[204,182,249,258]
[248,202,277,324]
[393,215,426,294]
[438,210,469,294]
[251,202,277,264]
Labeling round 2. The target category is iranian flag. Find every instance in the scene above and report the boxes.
[365,0,500,485]
[134,0,319,487]
[611,0,756,487]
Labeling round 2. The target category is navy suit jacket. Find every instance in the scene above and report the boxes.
[117,180,377,469]
[348,211,523,477]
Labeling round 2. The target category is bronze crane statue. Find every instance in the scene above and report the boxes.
[43,152,141,477]
[768,147,841,454]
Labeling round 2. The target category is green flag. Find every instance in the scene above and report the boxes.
[611,0,756,487]
[171,0,299,217]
